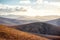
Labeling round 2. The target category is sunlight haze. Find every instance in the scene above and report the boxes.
[0,0,60,16]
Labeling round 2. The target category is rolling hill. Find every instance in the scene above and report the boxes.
[46,18,60,26]
[12,22,60,36]
[0,17,60,40]
[0,17,60,36]
[0,25,50,40]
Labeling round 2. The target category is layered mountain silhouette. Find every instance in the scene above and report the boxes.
[0,17,60,35]
[0,25,50,40]
[0,16,60,26]
[46,18,60,26]
[0,17,38,26]
[12,22,60,36]
[0,17,60,40]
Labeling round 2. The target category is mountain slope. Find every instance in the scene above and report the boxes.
[0,25,50,40]
[12,22,60,36]
[46,18,60,26]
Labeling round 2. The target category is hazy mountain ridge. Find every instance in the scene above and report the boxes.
[46,18,60,26]
[0,17,38,26]
[0,15,60,26]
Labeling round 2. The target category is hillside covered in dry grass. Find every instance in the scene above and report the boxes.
[0,25,50,40]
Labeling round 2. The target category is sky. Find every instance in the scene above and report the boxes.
[0,0,20,5]
[0,0,37,5]
[0,0,60,5]
[0,0,60,16]
[45,0,60,2]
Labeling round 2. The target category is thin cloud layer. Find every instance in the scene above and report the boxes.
[45,0,60,2]
[0,0,60,16]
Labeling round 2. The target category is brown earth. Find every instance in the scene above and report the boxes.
[0,25,50,40]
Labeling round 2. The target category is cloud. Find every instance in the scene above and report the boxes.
[0,3,33,14]
[45,0,60,2]
[0,2,60,16]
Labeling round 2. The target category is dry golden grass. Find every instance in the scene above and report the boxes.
[0,25,50,40]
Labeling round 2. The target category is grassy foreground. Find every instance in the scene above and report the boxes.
[0,25,49,40]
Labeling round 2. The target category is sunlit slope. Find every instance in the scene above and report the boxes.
[0,25,49,40]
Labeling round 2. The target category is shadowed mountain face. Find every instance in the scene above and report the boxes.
[0,25,50,40]
[0,17,38,26]
[12,22,60,36]
[46,18,60,26]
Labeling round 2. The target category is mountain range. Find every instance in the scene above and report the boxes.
[0,17,38,26]
[0,17,60,40]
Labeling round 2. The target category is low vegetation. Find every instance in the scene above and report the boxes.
[0,25,49,40]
